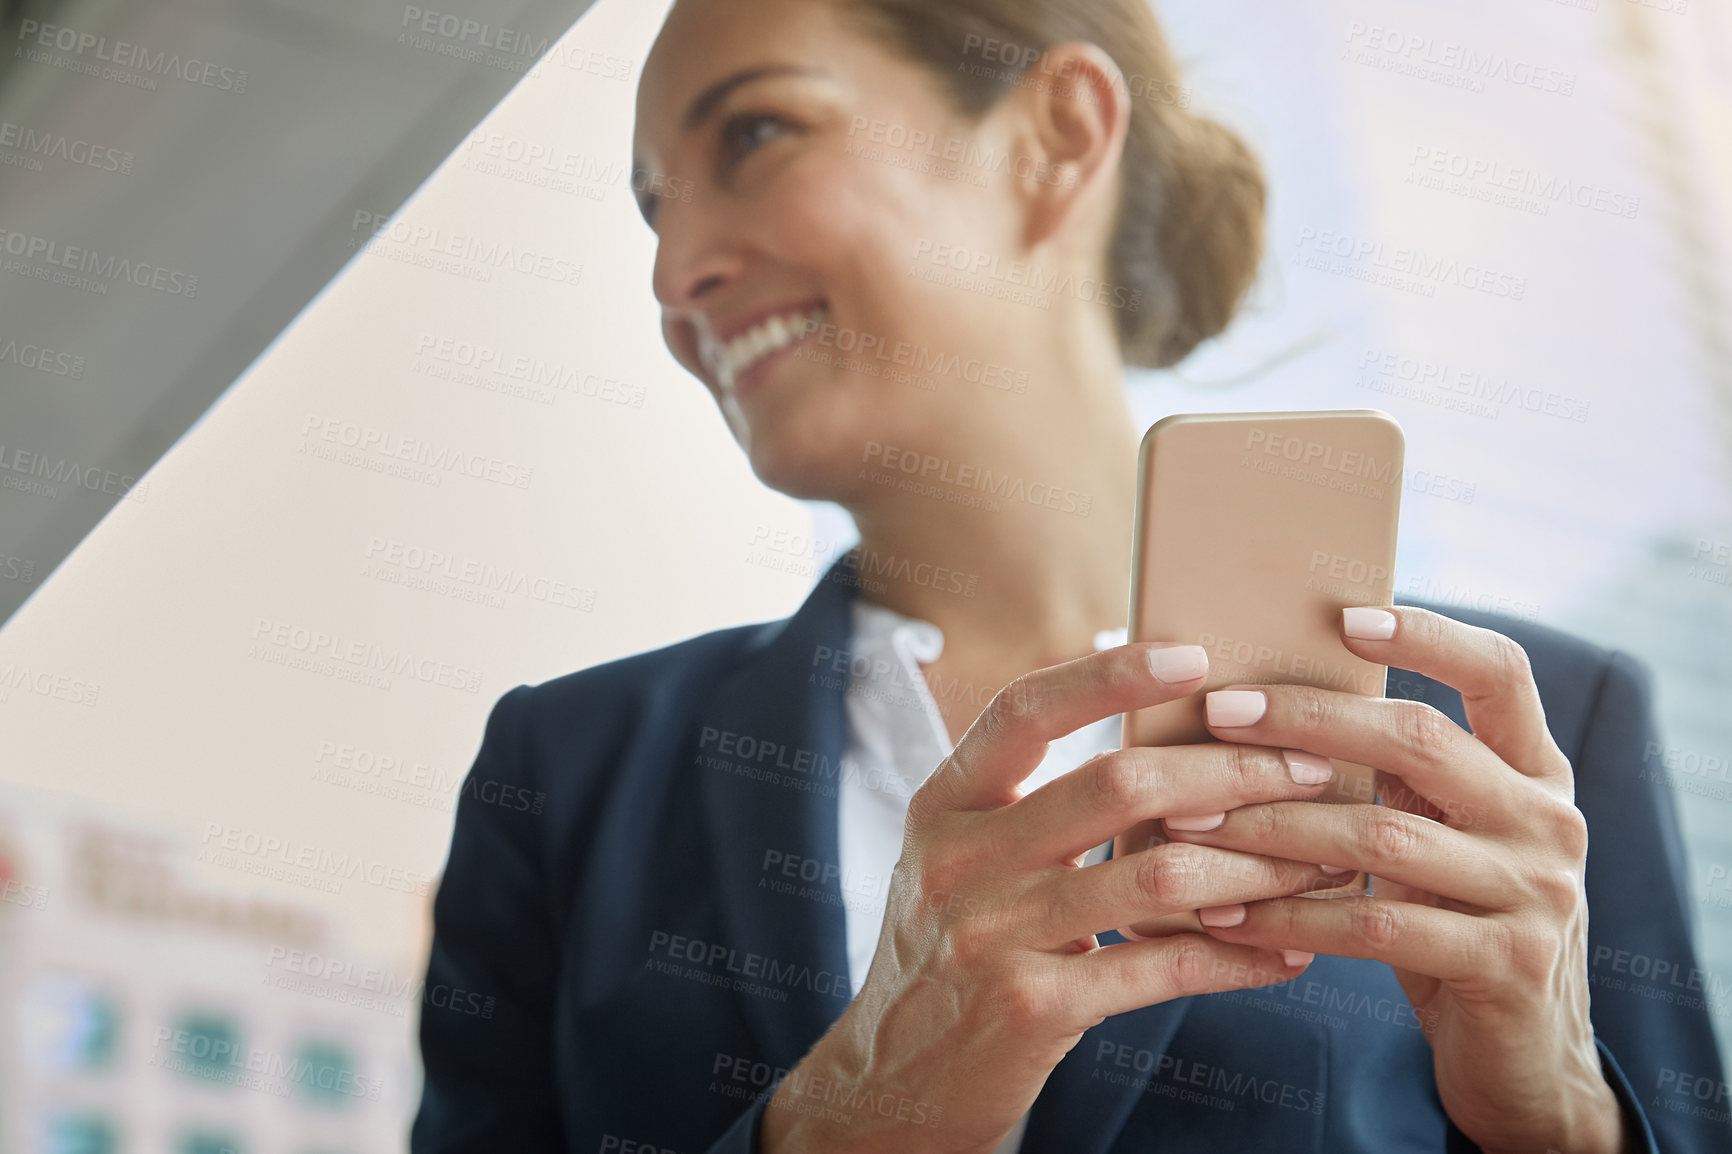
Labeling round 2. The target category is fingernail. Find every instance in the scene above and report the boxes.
[1282,949,1315,969]
[1199,904,1247,927]
[1205,690,1266,727]
[1282,749,1333,785]
[1147,644,1208,684]
[1342,607,1397,640]
[1318,864,1355,876]
[1165,812,1225,832]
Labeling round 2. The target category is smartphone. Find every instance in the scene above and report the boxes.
[1112,409,1404,941]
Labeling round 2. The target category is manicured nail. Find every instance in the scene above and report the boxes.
[1199,904,1247,927]
[1282,749,1333,785]
[1342,607,1397,640]
[1319,864,1355,876]
[1205,690,1266,727]
[1147,644,1208,684]
[1165,812,1225,832]
[1282,949,1315,968]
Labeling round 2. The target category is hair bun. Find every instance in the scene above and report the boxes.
[1118,110,1267,368]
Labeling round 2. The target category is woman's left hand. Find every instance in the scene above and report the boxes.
[1164,605,1630,1154]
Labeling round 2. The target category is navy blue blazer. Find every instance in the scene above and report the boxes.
[412,555,1727,1153]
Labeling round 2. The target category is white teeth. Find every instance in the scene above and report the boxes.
[705,305,828,393]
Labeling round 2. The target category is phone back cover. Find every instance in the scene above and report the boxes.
[1124,409,1405,813]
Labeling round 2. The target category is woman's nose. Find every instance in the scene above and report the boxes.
[651,199,747,312]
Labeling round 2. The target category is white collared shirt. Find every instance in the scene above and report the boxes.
[838,600,1126,1154]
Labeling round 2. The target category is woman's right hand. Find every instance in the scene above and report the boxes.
[759,642,1347,1154]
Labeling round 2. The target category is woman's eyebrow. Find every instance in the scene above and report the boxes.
[631,64,830,227]
[682,64,827,129]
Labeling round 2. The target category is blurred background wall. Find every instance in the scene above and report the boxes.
[0,0,1727,1149]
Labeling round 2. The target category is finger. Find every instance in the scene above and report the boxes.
[1075,933,1312,1023]
[1201,684,1514,833]
[1339,605,1568,782]
[1029,841,1345,946]
[1199,892,1506,985]
[1002,742,1337,865]
[941,643,1210,810]
[1163,801,1521,909]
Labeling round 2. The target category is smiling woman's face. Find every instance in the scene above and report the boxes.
[633,0,1077,500]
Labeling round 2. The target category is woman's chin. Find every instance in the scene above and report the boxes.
[732,411,865,503]
[742,436,850,502]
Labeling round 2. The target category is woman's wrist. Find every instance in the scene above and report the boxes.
[758,1005,955,1154]
[1558,1078,1633,1154]
[1470,1061,1630,1154]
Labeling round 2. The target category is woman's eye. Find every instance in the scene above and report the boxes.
[719,113,788,166]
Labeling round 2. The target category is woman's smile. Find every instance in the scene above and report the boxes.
[695,300,831,400]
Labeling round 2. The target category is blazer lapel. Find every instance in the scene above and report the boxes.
[692,554,861,1069]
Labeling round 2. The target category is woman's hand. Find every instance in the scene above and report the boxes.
[761,641,1346,1154]
[1166,605,1629,1154]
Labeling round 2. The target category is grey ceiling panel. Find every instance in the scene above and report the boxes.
[0,0,603,628]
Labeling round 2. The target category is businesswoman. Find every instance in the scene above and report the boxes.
[412,0,1726,1151]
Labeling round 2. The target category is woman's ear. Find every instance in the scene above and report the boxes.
[1007,41,1131,250]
